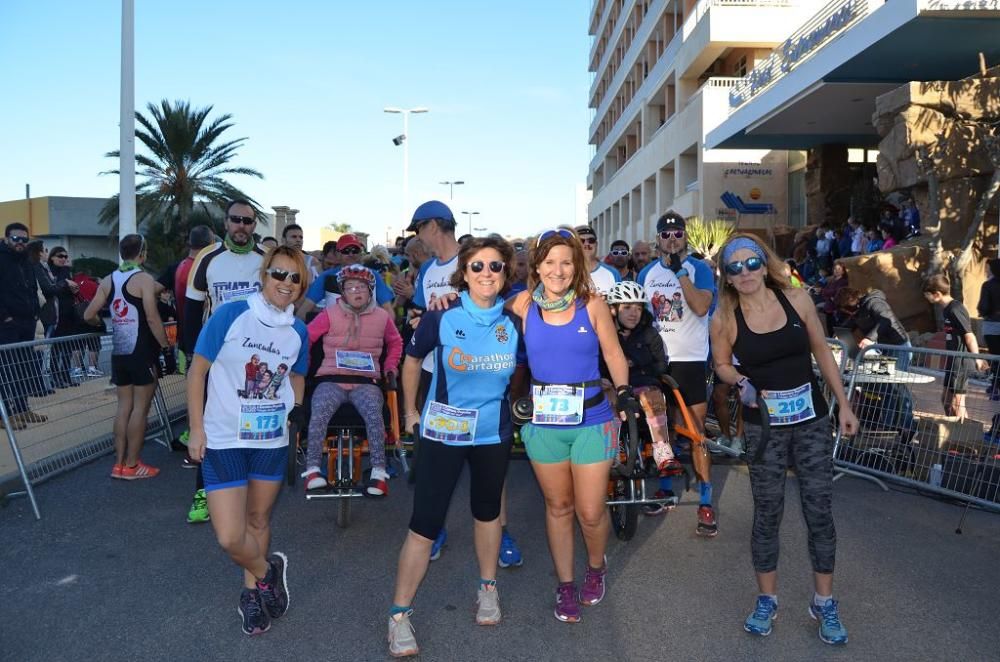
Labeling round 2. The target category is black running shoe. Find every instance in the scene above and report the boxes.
[256,552,289,619]
[238,588,271,635]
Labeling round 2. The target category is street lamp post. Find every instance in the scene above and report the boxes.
[461,211,480,235]
[385,106,428,233]
[439,180,465,200]
[119,0,136,238]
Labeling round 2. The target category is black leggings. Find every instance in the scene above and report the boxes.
[746,417,836,575]
[408,437,512,541]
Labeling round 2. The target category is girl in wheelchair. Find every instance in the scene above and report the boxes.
[604,282,683,481]
[304,265,403,496]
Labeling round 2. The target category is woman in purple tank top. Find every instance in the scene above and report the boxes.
[509,227,633,623]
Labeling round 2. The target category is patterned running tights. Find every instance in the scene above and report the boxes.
[306,382,386,471]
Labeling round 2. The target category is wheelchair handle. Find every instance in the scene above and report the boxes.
[612,400,642,479]
[385,372,398,391]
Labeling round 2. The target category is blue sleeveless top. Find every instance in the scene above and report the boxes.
[524,300,613,427]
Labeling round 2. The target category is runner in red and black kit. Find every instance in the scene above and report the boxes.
[84,234,174,480]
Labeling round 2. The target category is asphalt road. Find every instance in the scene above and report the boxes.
[2,444,999,662]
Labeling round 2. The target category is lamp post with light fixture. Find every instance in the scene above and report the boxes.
[384,106,428,232]
[440,180,465,200]
[461,211,480,235]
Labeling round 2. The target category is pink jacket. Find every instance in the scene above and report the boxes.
[307,300,403,383]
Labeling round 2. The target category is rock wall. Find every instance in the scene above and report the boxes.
[869,74,1000,332]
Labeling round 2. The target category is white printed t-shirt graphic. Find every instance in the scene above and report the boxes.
[637,257,716,362]
[194,293,309,450]
[589,262,621,297]
[186,242,266,318]
[413,255,458,372]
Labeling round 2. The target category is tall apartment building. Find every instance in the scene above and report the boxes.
[586,0,825,248]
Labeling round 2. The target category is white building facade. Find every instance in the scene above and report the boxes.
[586,0,826,249]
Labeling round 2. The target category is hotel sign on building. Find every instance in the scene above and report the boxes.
[729,0,867,108]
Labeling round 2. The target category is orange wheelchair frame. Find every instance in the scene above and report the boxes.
[607,374,701,541]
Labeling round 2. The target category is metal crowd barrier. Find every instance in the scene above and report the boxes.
[833,343,1000,513]
[0,330,180,520]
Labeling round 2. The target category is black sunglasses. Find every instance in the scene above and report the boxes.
[266,267,302,284]
[469,260,504,274]
[52,253,68,259]
[723,257,765,276]
[227,214,256,226]
[8,235,29,243]
[580,236,597,245]
[340,246,362,255]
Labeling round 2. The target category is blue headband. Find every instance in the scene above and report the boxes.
[722,237,767,265]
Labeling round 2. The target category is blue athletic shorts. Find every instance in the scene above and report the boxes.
[202,446,287,492]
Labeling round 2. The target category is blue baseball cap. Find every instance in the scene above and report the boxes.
[407,200,454,232]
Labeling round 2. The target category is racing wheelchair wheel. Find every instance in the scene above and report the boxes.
[608,405,641,541]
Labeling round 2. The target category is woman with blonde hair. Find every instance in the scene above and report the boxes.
[709,233,858,645]
[186,245,311,636]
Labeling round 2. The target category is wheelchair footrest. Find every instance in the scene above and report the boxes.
[305,488,365,500]
[607,494,680,507]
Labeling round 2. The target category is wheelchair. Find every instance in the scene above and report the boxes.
[606,375,698,541]
[286,371,405,529]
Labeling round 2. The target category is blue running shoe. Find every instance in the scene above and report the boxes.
[809,598,848,645]
[498,530,523,568]
[430,527,447,561]
[743,595,777,636]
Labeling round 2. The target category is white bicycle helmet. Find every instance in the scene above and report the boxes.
[607,280,646,304]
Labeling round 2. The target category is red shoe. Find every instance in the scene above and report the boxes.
[696,505,718,537]
[111,463,124,479]
[659,458,684,477]
[120,461,160,480]
[366,468,389,497]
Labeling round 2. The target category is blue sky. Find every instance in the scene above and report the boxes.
[0,0,593,247]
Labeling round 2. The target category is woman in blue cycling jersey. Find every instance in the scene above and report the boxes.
[387,236,525,658]
[509,227,633,623]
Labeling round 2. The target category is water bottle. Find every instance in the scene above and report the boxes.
[929,463,943,488]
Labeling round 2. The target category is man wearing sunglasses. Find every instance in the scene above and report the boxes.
[297,233,395,320]
[608,239,635,281]
[637,211,719,535]
[574,225,621,296]
[181,199,267,524]
[0,223,46,430]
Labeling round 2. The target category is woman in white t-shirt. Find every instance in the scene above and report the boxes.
[187,246,311,637]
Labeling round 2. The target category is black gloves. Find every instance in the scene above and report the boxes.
[156,346,177,377]
[667,252,683,273]
[615,384,639,416]
[287,404,308,430]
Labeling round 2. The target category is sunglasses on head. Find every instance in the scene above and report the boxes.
[227,214,255,226]
[538,228,574,242]
[723,256,765,276]
[266,267,302,284]
[340,246,362,255]
[659,230,684,240]
[609,249,629,256]
[469,260,504,274]
[8,235,29,243]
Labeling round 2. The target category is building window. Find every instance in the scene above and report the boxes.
[735,55,747,78]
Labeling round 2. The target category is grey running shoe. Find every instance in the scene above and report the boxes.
[256,552,289,619]
[237,588,271,636]
[476,587,502,625]
[388,610,419,658]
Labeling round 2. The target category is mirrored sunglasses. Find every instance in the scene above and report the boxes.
[609,249,629,256]
[538,228,574,242]
[659,230,684,240]
[266,267,302,284]
[723,257,765,276]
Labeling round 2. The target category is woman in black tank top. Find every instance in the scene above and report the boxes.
[709,234,858,646]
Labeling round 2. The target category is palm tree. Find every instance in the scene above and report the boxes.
[99,99,264,238]
[328,222,352,233]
